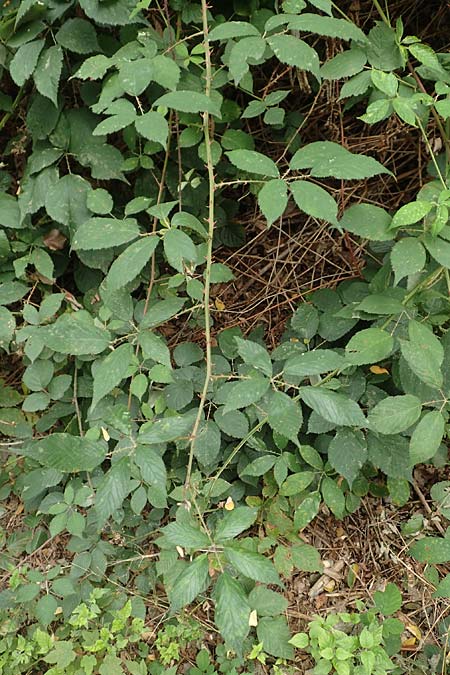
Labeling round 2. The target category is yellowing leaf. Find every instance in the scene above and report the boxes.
[406,624,421,641]
[224,496,235,511]
[215,298,225,311]
[101,426,110,441]
[370,365,389,375]
[176,545,185,558]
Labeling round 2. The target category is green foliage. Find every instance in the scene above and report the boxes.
[0,0,450,663]
[289,601,404,675]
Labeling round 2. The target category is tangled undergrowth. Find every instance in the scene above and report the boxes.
[1,0,450,673]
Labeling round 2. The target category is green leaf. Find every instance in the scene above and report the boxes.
[366,22,404,71]
[228,37,266,85]
[170,555,210,612]
[140,297,186,329]
[345,328,394,365]
[321,47,367,79]
[430,481,450,519]
[87,189,113,215]
[138,410,197,444]
[73,54,110,80]
[328,429,368,487]
[223,376,270,413]
[291,304,319,338]
[45,175,91,228]
[135,445,167,507]
[357,293,404,315]
[339,71,372,99]
[291,541,323,572]
[226,150,279,178]
[91,343,133,410]
[257,616,294,660]
[154,91,221,118]
[368,395,422,434]
[42,312,111,355]
[267,390,303,443]
[258,179,288,225]
[135,111,169,147]
[105,236,159,290]
[55,18,99,54]
[0,281,28,305]
[193,420,221,466]
[0,193,21,229]
[267,34,320,81]
[392,96,418,126]
[21,434,106,472]
[214,408,249,438]
[93,100,137,135]
[164,229,197,273]
[163,520,210,549]
[423,234,450,267]
[95,458,133,526]
[294,492,322,530]
[10,39,45,86]
[72,218,140,250]
[288,13,367,42]
[321,476,346,519]
[235,338,272,376]
[390,201,432,229]
[151,54,181,91]
[35,594,58,626]
[339,204,393,241]
[400,321,443,389]
[224,546,281,585]
[290,180,338,225]
[138,330,171,367]
[209,21,260,40]
[280,472,315,496]
[43,641,76,668]
[410,536,450,564]
[373,583,402,615]
[433,574,450,598]
[368,433,412,480]
[209,263,235,283]
[284,349,345,377]
[371,69,398,97]
[290,141,390,179]
[118,59,154,96]
[241,455,277,477]
[214,506,258,543]
[409,42,441,70]
[299,386,366,427]
[391,238,426,285]
[214,573,250,654]
[409,411,445,464]
[359,98,392,125]
[248,586,288,616]
[0,307,15,347]
[79,0,136,26]
[33,46,63,106]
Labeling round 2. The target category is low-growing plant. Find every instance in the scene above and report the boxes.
[289,599,405,675]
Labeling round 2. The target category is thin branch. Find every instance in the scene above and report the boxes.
[184,0,215,496]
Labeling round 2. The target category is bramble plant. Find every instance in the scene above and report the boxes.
[0,0,450,665]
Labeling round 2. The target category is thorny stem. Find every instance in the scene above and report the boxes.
[184,0,215,496]
[371,0,390,26]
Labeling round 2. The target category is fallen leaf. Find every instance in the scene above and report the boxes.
[248,609,258,627]
[370,365,389,375]
[43,228,67,251]
[224,496,234,511]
